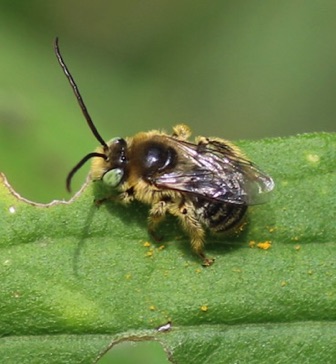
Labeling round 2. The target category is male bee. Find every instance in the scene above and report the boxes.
[54,38,274,266]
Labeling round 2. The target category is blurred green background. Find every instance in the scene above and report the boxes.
[0,1,335,362]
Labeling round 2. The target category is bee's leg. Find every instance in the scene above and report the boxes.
[148,200,168,242]
[95,188,134,206]
[94,195,119,206]
[177,205,215,267]
[94,197,107,206]
[118,188,135,204]
[172,124,191,140]
[195,136,210,152]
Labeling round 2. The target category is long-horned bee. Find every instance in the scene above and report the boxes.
[54,38,274,266]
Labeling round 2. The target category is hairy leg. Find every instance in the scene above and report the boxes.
[172,124,191,140]
[172,202,214,266]
[148,200,168,241]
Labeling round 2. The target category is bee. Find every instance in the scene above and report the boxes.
[54,38,274,266]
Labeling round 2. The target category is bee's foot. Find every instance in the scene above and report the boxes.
[202,257,215,267]
[149,229,163,242]
[94,198,107,206]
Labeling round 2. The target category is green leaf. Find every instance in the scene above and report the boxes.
[0,132,335,363]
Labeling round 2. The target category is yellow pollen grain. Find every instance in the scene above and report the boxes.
[294,245,301,251]
[257,241,272,250]
[200,305,208,312]
[145,250,154,257]
[143,241,151,247]
[158,245,165,250]
[149,305,156,311]
[249,240,256,248]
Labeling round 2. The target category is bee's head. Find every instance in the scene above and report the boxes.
[54,38,127,192]
[91,138,128,188]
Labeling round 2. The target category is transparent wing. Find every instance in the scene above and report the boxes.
[152,139,274,205]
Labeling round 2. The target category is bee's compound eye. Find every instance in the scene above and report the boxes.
[102,168,124,187]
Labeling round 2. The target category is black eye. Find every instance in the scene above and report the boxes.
[144,143,176,173]
[108,138,127,167]
[115,139,127,165]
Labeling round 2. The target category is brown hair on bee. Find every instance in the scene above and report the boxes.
[54,38,274,266]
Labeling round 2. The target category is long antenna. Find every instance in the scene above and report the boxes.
[54,37,108,149]
[66,152,106,192]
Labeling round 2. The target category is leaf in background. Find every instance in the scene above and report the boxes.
[0,133,335,363]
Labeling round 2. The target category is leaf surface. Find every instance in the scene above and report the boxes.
[0,133,335,363]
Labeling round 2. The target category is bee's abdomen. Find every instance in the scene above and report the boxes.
[195,198,247,232]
